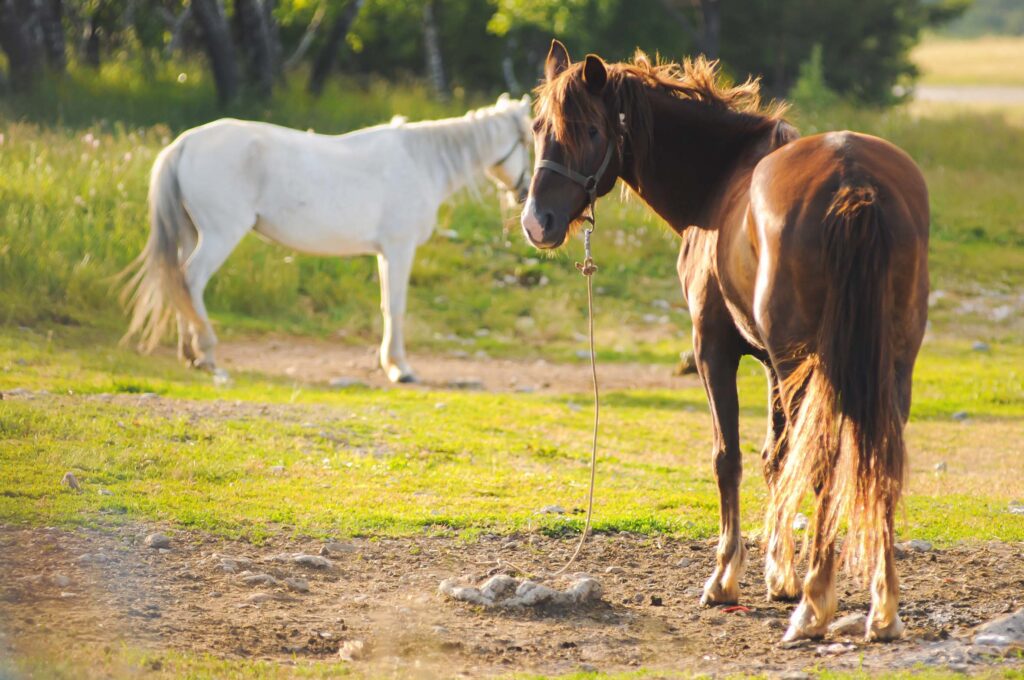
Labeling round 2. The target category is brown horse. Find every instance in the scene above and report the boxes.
[522,41,929,642]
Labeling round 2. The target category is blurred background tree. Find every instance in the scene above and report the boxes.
[0,0,973,105]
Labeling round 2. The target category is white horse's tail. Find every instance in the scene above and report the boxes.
[119,140,202,353]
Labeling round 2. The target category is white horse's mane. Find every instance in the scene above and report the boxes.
[396,97,528,198]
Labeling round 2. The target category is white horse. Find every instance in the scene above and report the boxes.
[122,94,532,383]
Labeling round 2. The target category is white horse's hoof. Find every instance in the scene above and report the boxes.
[866,613,905,641]
[386,365,416,384]
[192,358,217,373]
[782,602,829,642]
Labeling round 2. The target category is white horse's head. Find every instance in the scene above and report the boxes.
[486,93,533,204]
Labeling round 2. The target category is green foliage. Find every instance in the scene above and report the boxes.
[788,44,841,112]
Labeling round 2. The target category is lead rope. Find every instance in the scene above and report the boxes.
[499,200,601,580]
[547,221,600,578]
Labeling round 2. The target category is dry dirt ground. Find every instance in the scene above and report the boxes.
[2,524,1022,678]
[210,337,692,393]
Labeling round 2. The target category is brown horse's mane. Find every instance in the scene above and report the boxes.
[535,51,788,166]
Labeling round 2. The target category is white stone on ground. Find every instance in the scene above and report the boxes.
[793,513,809,531]
[828,612,867,636]
[272,553,334,569]
[439,574,603,609]
[974,608,1024,647]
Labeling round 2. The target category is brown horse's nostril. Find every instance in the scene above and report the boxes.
[541,211,554,233]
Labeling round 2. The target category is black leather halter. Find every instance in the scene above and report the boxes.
[536,141,616,223]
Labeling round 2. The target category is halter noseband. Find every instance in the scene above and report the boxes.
[536,140,616,222]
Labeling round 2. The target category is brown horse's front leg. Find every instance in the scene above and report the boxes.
[695,342,747,607]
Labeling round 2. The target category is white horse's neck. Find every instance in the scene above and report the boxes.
[400,107,518,200]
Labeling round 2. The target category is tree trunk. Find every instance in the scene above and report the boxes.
[191,0,239,105]
[260,0,281,79]
[501,35,520,95]
[422,0,447,100]
[83,1,101,68]
[235,0,273,99]
[307,0,363,96]
[0,0,39,90]
[284,1,324,71]
[39,0,64,72]
[699,0,720,60]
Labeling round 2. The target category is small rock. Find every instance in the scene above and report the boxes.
[536,505,566,515]
[447,378,484,390]
[292,554,333,569]
[268,465,285,475]
[816,642,855,655]
[604,566,625,574]
[677,557,693,568]
[971,341,990,352]
[775,672,811,680]
[328,377,366,389]
[321,541,357,555]
[240,573,277,587]
[51,574,72,588]
[283,578,309,593]
[905,539,933,552]
[933,461,947,472]
[97,488,113,496]
[143,533,171,549]
[650,595,664,606]
[245,593,274,604]
[829,612,867,636]
[1011,506,1024,516]
[338,639,368,661]
[952,411,969,421]
[793,513,809,531]
[61,472,82,492]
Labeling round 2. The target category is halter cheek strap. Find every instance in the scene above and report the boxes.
[536,141,616,219]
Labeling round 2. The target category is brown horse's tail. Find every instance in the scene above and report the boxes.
[769,183,905,581]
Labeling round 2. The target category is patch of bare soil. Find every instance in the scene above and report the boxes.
[1,525,1021,678]
[209,336,695,394]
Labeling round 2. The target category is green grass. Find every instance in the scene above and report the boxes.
[2,327,1022,543]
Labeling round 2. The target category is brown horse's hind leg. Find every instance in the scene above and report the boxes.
[867,363,912,640]
[696,338,747,606]
[760,363,800,602]
[867,509,904,640]
[783,491,838,641]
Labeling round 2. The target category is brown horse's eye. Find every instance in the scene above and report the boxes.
[588,126,599,139]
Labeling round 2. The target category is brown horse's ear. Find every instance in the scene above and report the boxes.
[582,54,607,94]
[545,39,571,82]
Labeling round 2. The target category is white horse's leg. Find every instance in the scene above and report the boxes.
[176,225,199,364]
[376,245,417,383]
[182,227,250,372]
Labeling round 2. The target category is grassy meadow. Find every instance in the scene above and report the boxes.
[1,46,1023,679]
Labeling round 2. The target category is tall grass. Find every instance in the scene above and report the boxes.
[1,63,1022,360]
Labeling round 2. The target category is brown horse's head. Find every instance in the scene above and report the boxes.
[520,40,624,249]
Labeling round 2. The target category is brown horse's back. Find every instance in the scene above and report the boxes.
[749,131,929,363]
